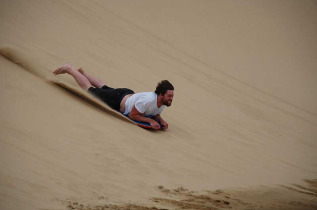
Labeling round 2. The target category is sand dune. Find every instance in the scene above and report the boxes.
[1,0,316,209]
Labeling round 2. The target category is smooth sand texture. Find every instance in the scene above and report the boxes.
[1,0,316,209]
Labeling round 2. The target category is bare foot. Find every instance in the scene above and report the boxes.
[53,67,68,75]
[53,63,76,75]
[78,67,85,75]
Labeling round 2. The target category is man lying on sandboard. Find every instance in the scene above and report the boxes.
[53,63,174,130]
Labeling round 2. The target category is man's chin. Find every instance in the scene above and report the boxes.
[163,100,172,107]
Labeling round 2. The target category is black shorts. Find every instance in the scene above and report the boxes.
[88,85,134,111]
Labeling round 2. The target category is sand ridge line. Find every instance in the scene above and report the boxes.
[279,179,317,197]
[0,47,48,80]
[0,47,137,126]
[51,79,135,125]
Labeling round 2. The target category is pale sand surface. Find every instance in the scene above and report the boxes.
[0,0,316,209]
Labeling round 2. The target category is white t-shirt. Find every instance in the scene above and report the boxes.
[124,92,165,117]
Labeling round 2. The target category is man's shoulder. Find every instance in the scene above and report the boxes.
[136,92,156,99]
[137,91,155,95]
[132,92,156,106]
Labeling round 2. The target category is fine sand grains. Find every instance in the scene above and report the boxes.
[1,1,317,209]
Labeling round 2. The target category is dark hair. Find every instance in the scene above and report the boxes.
[155,80,174,95]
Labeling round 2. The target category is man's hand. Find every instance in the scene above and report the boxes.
[149,119,161,130]
[159,119,168,130]
[153,114,168,130]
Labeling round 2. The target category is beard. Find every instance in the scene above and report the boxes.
[163,98,172,107]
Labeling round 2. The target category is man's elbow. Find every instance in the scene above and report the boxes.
[129,113,138,120]
[128,113,134,119]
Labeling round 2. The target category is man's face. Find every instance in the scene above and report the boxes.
[162,90,174,107]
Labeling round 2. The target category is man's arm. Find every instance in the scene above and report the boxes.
[153,114,168,130]
[129,106,161,130]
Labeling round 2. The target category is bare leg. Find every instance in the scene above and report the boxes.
[53,63,92,90]
[78,68,106,88]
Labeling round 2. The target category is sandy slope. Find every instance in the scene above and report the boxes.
[0,0,316,209]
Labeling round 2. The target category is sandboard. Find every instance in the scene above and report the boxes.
[52,79,156,129]
[122,114,160,129]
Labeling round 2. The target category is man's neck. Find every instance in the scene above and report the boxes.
[157,95,163,107]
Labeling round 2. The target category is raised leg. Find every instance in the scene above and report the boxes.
[53,63,92,90]
[78,68,106,88]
